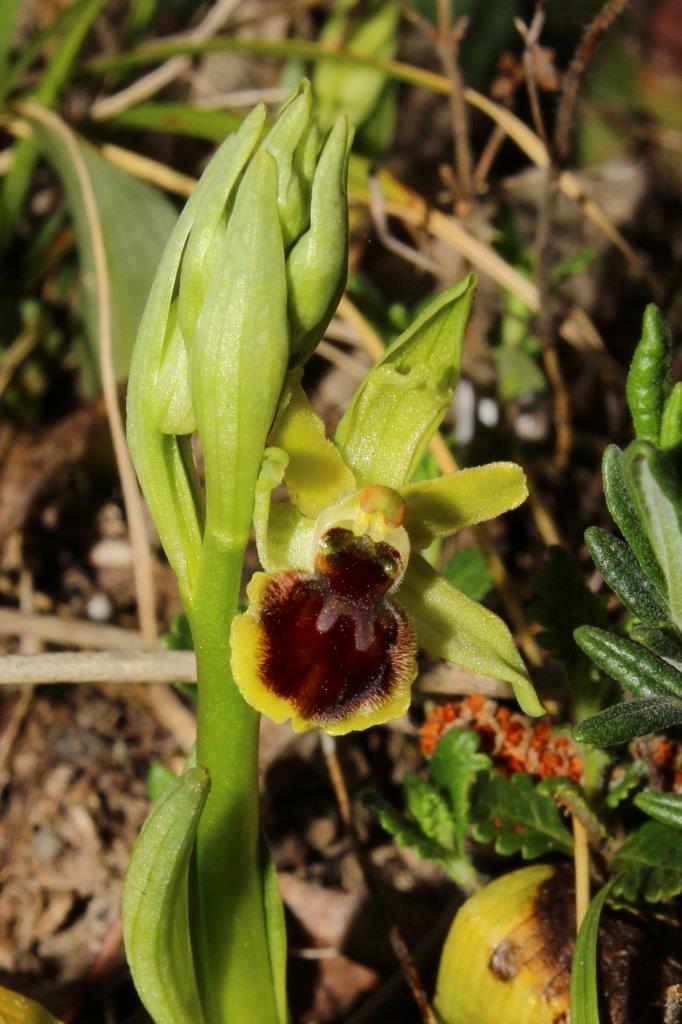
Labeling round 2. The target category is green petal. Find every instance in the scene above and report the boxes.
[400,462,527,550]
[397,554,544,716]
[268,371,356,518]
[253,448,315,572]
[334,274,476,488]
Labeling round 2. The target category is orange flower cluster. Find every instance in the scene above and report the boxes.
[420,695,583,783]
[645,736,682,792]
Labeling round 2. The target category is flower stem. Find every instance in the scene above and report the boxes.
[189,533,279,1024]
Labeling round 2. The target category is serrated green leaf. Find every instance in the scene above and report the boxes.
[429,728,491,853]
[634,790,682,830]
[630,625,682,672]
[403,772,456,850]
[574,626,682,699]
[472,772,573,859]
[602,445,667,600]
[442,545,494,601]
[574,696,682,746]
[626,304,672,445]
[605,760,645,808]
[362,790,450,866]
[612,820,682,902]
[531,546,606,685]
[624,440,682,632]
[570,882,612,1024]
[122,766,210,1024]
[585,527,669,627]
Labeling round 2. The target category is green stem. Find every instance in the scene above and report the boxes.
[189,532,279,1024]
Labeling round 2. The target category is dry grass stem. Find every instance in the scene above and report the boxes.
[0,650,196,685]
[0,608,146,650]
[91,0,241,120]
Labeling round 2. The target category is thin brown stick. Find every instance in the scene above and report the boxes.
[0,650,196,685]
[91,0,242,120]
[0,323,41,397]
[368,173,440,275]
[572,816,591,931]
[321,734,438,1024]
[515,5,548,146]
[19,103,158,649]
[0,608,146,650]
[435,6,472,209]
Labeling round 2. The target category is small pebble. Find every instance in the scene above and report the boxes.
[86,591,113,623]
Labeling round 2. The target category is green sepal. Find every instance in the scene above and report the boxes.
[176,102,267,350]
[191,149,289,551]
[287,115,352,362]
[122,766,211,1024]
[397,553,544,716]
[253,448,315,572]
[261,80,313,248]
[573,695,682,746]
[626,304,671,445]
[267,372,355,517]
[623,440,682,632]
[335,274,476,488]
[574,626,682,700]
[584,526,668,627]
[400,462,527,550]
[154,300,195,435]
[660,382,682,458]
[601,444,666,600]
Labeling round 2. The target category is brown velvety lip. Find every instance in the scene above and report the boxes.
[255,559,415,726]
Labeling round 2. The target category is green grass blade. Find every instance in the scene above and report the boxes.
[103,101,244,140]
[0,0,21,82]
[570,882,612,1024]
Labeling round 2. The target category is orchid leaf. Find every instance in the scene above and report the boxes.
[335,274,476,488]
[397,553,543,716]
[400,462,527,550]
[122,766,210,1024]
[268,373,355,518]
[570,882,612,1024]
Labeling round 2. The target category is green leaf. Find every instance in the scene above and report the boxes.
[626,304,671,445]
[472,772,574,859]
[398,553,544,716]
[574,696,682,746]
[660,382,682,457]
[602,445,666,600]
[442,545,494,601]
[362,790,451,866]
[549,246,597,284]
[612,820,682,902]
[403,772,456,851]
[570,882,612,1024]
[0,0,21,82]
[624,440,682,632]
[401,462,527,552]
[25,113,177,387]
[429,728,491,852]
[585,527,669,627]
[492,346,546,403]
[574,626,682,699]
[531,546,606,685]
[122,766,210,1024]
[605,759,645,808]
[0,0,108,250]
[630,625,682,672]
[335,274,476,488]
[148,761,177,803]
[106,101,244,140]
[0,987,65,1024]
[634,790,682,830]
